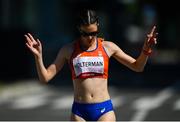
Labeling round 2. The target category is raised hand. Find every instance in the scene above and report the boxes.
[143,26,158,55]
[25,33,42,58]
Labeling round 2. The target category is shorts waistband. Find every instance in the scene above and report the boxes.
[72,99,112,108]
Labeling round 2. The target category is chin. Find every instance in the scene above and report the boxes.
[81,37,95,46]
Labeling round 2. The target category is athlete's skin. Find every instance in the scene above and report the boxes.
[25,22,157,121]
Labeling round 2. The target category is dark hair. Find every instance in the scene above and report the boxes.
[76,9,99,27]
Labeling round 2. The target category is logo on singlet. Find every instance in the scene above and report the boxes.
[98,51,102,56]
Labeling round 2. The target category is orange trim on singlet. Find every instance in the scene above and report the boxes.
[69,38,109,80]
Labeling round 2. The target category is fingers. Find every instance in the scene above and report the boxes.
[25,42,32,49]
[148,37,157,45]
[24,33,41,49]
[144,25,158,48]
[154,38,157,44]
[28,33,37,43]
[24,33,38,44]
[37,39,41,46]
[150,25,156,35]
[24,34,33,47]
[27,33,36,43]
[25,42,34,53]
[147,26,157,38]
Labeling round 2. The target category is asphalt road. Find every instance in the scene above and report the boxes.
[0,80,180,121]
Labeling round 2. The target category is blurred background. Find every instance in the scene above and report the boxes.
[0,0,180,121]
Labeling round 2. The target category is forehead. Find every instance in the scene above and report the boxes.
[80,23,98,32]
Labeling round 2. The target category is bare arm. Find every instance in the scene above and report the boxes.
[104,26,158,72]
[25,33,69,83]
[35,46,67,83]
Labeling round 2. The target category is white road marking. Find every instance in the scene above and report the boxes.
[174,99,180,111]
[131,88,174,121]
[51,95,73,109]
[0,81,50,104]
[112,96,125,108]
[11,93,49,109]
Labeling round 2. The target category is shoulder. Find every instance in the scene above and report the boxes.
[101,40,118,57]
[102,40,114,47]
[102,40,121,51]
[102,40,123,57]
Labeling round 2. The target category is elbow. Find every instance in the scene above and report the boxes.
[42,80,49,84]
[39,78,50,84]
[38,72,52,84]
[136,68,144,72]
[130,67,144,72]
[134,67,144,72]
[132,62,144,72]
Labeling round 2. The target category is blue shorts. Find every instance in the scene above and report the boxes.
[72,99,114,121]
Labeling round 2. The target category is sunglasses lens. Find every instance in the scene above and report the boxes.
[91,32,99,36]
[80,31,99,36]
